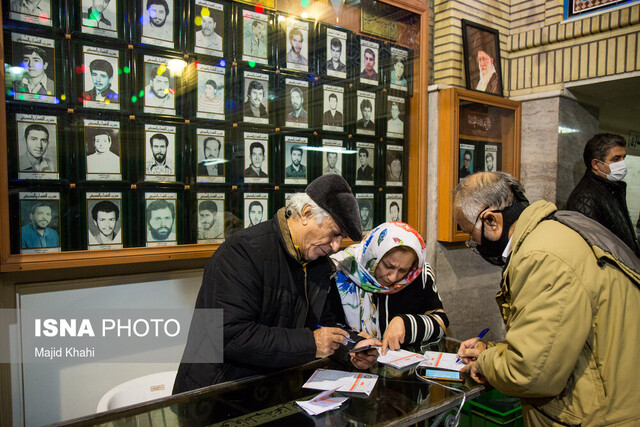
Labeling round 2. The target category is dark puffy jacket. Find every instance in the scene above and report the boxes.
[565,171,639,257]
[173,209,343,393]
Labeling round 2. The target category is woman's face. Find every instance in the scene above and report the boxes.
[374,248,416,287]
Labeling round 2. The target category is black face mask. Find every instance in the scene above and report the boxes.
[476,202,527,266]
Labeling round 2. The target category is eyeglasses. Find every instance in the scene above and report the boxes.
[465,208,488,252]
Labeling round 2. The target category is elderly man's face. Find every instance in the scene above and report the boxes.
[150,74,170,98]
[95,210,116,237]
[297,214,344,261]
[201,16,215,36]
[91,69,112,93]
[364,52,375,72]
[30,206,52,230]
[26,129,49,159]
[249,88,263,108]
[477,50,493,74]
[199,209,216,230]
[249,204,263,225]
[362,106,372,122]
[327,152,338,168]
[22,52,47,79]
[151,138,168,163]
[148,4,167,27]
[290,91,302,111]
[250,146,264,169]
[148,207,174,240]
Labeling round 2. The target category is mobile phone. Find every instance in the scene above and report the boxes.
[348,345,377,354]
[419,368,462,382]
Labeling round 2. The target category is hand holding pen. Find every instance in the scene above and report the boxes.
[456,328,489,363]
[314,325,352,358]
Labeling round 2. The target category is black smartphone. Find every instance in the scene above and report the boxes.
[348,345,378,354]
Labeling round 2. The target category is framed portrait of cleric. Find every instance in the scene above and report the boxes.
[481,143,501,172]
[355,90,377,137]
[80,45,122,110]
[240,70,272,126]
[5,0,58,27]
[356,193,375,233]
[74,0,123,40]
[238,6,274,67]
[462,19,503,97]
[19,192,62,254]
[243,131,269,184]
[195,127,225,183]
[321,84,345,133]
[243,192,268,229]
[280,16,311,73]
[385,95,405,140]
[7,32,62,105]
[317,25,350,80]
[86,192,124,250]
[15,113,59,181]
[384,45,412,94]
[191,0,225,58]
[83,119,122,181]
[137,0,179,50]
[321,138,344,177]
[283,135,308,185]
[144,192,178,247]
[195,62,225,120]
[355,141,375,186]
[385,193,403,222]
[144,123,177,182]
[141,54,182,116]
[196,193,225,243]
[283,77,309,129]
[357,36,380,87]
[385,145,403,187]
[458,141,476,182]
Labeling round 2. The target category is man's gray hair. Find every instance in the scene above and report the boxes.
[453,172,524,226]
[286,193,331,225]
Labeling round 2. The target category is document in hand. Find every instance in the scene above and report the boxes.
[421,351,466,371]
[303,369,378,396]
[377,349,424,369]
[296,388,349,415]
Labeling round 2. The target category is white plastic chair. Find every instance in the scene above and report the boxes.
[96,370,177,413]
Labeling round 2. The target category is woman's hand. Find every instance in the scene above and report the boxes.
[381,316,405,355]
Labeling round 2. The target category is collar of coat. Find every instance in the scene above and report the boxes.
[276,207,306,265]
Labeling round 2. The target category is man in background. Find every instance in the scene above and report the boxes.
[85,59,118,103]
[286,28,307,65]
[89,200,120,245]
[285,145,306,178]
[327,38,345,72]
[145,133,172,175]
[143,0,170,40]
[21,202,59,249]
[244,142,267,178]
[356,99,374,130]
[360,48,378,80]
[15,45,54,95]
[196,11,222,51]
[323,93,343,127]
[459,150,472,179]
[243,80,267,118]
[356,148,373,181]
[86,129,119,173]
[323,152,340,175]
[20,124,54,172]
[287,87,307,123]
[145,66,174,108]
[247,200,264,226]
[146,199,175,242]
[197,137,222,176]
[198,200,223,240]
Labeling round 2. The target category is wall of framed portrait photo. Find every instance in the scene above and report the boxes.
[0,0,429,273]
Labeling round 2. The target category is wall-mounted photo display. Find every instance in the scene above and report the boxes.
[482,143,501,172]
[7,0,55,27]
[8,33,60,104]
[195,62,225,120]
[324,27,348,79]
[358,37,380,86]
[86,192,123,250]
[388,45,410,93]
[242,71,271,125]
[193,0,224,57]
[321,138,343,176]
[243,131,269,183]
[144,192,178,247]
[142,55,180,116]
[16,113,59,180]
[322,84,345,132]
[195,127,225,183]
[77,0,120,39]
[240,8,272,66]
[81,45,121,110]
[385,144,403,186]
[284,77,309,129]
[282,17,310,73]
[144,123,177,182]
[283,135,308,185]
[356,192,375,233]
[355,141,375,185]
[244,192,268,228]
[386,95,405,140]
[459,141,476,182]
[138,0,177,49]
[355,90,376,136]
[19,191,61,254]
[385,193,402,222]
[196,192,225,243]
[84,119,122,181]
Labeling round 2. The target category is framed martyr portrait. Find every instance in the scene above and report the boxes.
[385,193,403,222]
[195,127,225,183]
[283,77,309,129]
[141,54,183,116]
[281,16,311,73]
[18,192,62,254]
[321,138,344,177]
[192,0,225,58]
[195,62,225,120]
[321,84,345,133]
[144,192,178,247]
[144,123,177,182]
[355,90,376,137]
[83,119,122,181]
[80,45,122,110]
[86,192,124,250]
[239,7,274,66]
[196,192,225,243]
[137,0,179,49]
[243,131,269,184]
[75,0,123,39]
[358,36,381,87]
[241,70,272,125]
[321,25,349,80]
[15,113,60,181]
[244,192,269,229]
[462,19,503,96]
[283,135,308,185]
[386,45,411,93]
[6,0,58,27]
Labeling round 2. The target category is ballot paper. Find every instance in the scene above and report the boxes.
[377,349,424,368]
[296,388,349,415]
[421,351,466,371]
[303,369,378,396]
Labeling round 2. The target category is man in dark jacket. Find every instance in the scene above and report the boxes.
[565,133,639,257]
[174,175,380,393]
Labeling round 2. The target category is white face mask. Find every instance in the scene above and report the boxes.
[599,159,627,182]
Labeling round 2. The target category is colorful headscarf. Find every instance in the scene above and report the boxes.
[330,222,426,337]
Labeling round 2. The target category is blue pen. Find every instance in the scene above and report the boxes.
[317,325,356,343]
[456,328,489,363]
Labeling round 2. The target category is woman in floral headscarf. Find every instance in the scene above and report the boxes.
[331,222,448,355]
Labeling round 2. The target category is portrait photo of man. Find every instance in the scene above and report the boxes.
[14,44,54,96]
[10,0,51,24]
[145,133,173,175]
[459,149,473,180]
[388,201,401,222]
[86,128,120,174]
[387,101,404,136]
[142,0,173,42]
[390,56,408,87]
[197,136,223,176]
[243,80,268,119]
[323,151,341,175]
[286,27,307,66]
[485,152,495,172]
[463,21,503,96]
[326,37,346,72]
[21,201,59,249]
[356,148,374,181]
[358,199,373,231]
[244,17,266,59]
[356,98,375,131]
[246,200,265,227]
[285,145,306,179]
[195,6,223,52]
[19,123,56,173]
[386,150,403,183]
[287,87,307,124]
[82,0,114,30]
[198,77,223,114]
[360,47,378,81]
[323,93,343,128]
[88,200,121,245]
[198,200,223,240]
[244,141,268,178]
[146,199,176,242]
[145,65,174,109]
[84,58,119,104]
